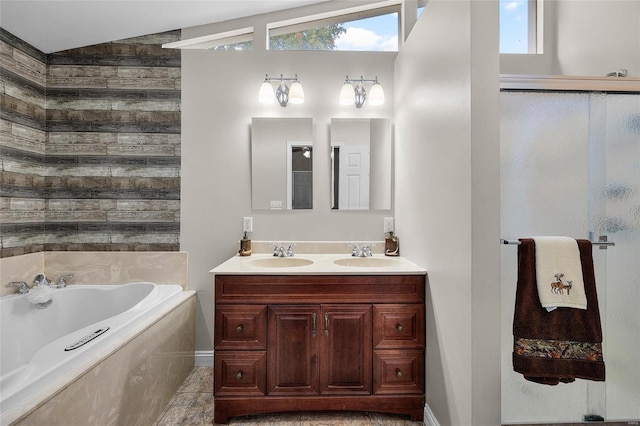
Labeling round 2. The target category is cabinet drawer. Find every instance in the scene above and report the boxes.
[215,351,266,396]
[215,305,267,350]
[373,350,424,395]
[215,274,425,304]
[373,304,425,349]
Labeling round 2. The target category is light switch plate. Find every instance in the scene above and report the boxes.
[384,217,394,233]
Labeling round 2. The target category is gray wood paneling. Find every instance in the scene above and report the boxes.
[0,29,181,257]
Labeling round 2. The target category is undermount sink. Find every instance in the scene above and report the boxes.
[249,257,314,268]
[333,257,401,268]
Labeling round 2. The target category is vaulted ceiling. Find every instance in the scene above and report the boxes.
[0,0,329,53]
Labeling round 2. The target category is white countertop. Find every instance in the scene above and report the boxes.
[209,253,426,275]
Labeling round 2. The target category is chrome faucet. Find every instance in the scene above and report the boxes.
[32,273,51,288]
[55,274,74,288]
[6,281,30,294]
[350,244,373,257]
[271,243,295,257]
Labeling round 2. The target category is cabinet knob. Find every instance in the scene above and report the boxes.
[236,370,243,380]
[236,324,244,333]
[396,324,403,332]
[395,368,403,378]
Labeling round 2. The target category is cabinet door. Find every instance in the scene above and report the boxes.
[320,304,372,395]
[267,305,320,396]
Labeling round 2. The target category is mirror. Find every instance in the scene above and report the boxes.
[330,118,392,210]
[251,117,313,210]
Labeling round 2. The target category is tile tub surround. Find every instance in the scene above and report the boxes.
[8,291,196,426]
[0,251,43,297]
[0,29,181,258]
[0,251,189,297]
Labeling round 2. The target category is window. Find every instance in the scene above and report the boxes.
[268,5,400,52]
[161,27,253,50]
[500,0,539,54]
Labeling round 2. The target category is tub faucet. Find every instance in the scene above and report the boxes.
[32,273,51,288]
[6,281,30,294]
[55,274,74,288]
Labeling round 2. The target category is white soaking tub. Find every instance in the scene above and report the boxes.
[0,282,194,425]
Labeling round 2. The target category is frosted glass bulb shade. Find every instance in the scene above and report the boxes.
[289,81,304,104]
[368,83,385,106]
[339,83,355,105]
[259,81,275,104]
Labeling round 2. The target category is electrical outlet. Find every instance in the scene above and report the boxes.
[383,217,394,233]
[242,217,253,233]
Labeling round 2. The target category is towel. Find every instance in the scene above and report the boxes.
[532,236,587,311]
[513,239,605,385]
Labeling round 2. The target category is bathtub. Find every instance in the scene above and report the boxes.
[0,282,195,425]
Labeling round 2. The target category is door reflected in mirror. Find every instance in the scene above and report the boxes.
[251,117,313,210]
[330,118,391,210]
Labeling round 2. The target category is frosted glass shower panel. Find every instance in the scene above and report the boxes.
[501,91,640,423]
[592,94,640,419]
[500,92,592,423]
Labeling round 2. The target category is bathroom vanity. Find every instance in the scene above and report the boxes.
[210,253,426,424]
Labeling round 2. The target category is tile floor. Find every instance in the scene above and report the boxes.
[154,367,426,425]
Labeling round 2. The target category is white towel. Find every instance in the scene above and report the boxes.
[532,236,587,311]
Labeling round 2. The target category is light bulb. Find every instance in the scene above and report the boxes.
[368,82,385,106]
[289,81,304,104]
[339,82,355,105]
[259,81,275,104]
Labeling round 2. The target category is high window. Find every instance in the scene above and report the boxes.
[268,5,400,52]
[161,28,253,50]
[500,0,540,54]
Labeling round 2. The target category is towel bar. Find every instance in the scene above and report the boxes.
[500,238,615,249]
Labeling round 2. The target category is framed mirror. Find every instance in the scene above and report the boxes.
[251,117,313,210]
[330,118,391,210]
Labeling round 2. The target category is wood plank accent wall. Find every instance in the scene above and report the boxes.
[0,29,181,258]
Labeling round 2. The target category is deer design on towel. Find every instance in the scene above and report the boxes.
[551,273,573,295]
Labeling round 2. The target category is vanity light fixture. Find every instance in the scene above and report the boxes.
[339,75,384,108]
[259,74,304,107]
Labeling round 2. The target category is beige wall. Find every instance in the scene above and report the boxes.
[395,1,500,424]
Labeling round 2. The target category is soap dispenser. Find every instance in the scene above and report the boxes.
[238,232,252,256]
[384,231,399,256]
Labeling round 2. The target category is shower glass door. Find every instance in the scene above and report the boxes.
[500,90,640,423]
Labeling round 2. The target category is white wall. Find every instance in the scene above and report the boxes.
[181,10,397,350]
[501,0,640,77]
[394,1,500,425]
[554,0,640,76]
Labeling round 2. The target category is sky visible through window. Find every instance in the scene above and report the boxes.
[339,3,529,54]
[500,0,529,53]
[335,12,398,51]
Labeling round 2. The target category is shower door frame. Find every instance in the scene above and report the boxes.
[499,74,639,424]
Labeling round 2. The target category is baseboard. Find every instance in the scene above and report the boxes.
[424,402,440,426]
[194,350,213,366]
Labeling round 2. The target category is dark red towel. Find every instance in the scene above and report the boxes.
[513,238,605,385]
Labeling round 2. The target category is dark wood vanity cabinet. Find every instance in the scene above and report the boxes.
[213,274,425,424]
